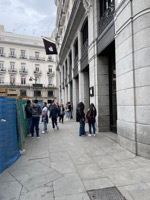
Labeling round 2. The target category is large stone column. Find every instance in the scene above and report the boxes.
[115,1,136,154]
[73,78,79,118]
[133,1,150,158]
[79,71,89,112]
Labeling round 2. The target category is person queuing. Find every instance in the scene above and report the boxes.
[59,104,65,123]
[25,100,32,136]
[76,102,86,136]
[86,103,97,136]
[41,102,48,134]
[30,99,42,138]
[49,103,59,130]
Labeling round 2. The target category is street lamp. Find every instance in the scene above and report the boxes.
[29,76,37,100]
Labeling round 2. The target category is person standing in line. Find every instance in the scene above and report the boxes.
[59,104,65,123]
[25,100,32,136]
[67,102,72,120]
[86,103,97,136]
[31,99,42,138]
[50,103,59,130]
[76,102,86,136]
[41,102,48,133]
[65,103,70,120]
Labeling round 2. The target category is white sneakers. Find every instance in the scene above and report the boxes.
[88,133,96,137]
[41,131,45,134]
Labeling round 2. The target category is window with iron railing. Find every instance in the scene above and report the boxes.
[99,0,115,35]
[0,75,4,84]
[35,52,39,59]
[0,48,4,55]
[21,63,26,71]
[35,64,40,72]
[21,76,26,84]
[10,62,15,71]
[0,61,4,70]
[10,48,15,56]
[10,75,15,84]
[21,50,26,58]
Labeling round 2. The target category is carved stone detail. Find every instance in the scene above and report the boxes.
[82,0,92,13]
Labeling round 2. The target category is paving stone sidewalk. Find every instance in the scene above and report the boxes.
[1,120,150,200]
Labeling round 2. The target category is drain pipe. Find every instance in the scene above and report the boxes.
[131,0,138,155]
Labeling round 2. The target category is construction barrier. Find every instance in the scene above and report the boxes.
[16,100,27,150]
[0,97,20,173]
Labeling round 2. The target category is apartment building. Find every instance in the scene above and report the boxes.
[0,25,58,103]
[55,0,150,158]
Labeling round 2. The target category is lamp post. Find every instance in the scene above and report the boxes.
[29,76,37,100]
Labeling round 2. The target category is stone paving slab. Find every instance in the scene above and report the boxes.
[1,120,150,200]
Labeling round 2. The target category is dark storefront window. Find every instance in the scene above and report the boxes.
[34,90,41,97]
[48,91,53,97]
[20,90,26,96]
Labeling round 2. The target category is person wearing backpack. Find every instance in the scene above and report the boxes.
[31,99,42,138]
[86,103,97,137]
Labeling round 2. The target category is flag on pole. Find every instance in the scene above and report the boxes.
[42,37,57,55]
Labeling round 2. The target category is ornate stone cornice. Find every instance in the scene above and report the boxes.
[82,0,92,13]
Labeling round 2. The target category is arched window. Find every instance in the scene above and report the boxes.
[21,76,26,84]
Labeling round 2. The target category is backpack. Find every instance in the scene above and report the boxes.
[76,108,80,122]
[86,110,92,121]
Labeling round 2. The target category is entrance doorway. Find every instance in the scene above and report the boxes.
[109,54,117,133]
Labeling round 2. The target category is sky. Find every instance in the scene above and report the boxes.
[0,0,57,37]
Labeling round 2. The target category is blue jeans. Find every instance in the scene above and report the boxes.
[43,120,47,131]
[89,118,96,134]
[31,116,40,137]
[79,120,85,136]
[26,117,32,134]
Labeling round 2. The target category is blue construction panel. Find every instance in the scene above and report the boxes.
[0,97,20,174]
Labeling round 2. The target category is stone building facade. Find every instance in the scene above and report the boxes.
[55,0,150,158]
[0,25,58,103]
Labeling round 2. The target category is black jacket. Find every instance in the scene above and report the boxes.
[25,104,32,118]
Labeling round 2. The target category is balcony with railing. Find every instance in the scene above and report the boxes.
[20,55,27,59]
[47,84,55,88]
[0,53,5,57]
[0,67,6,74]
[0,82,30,87]
[19,68,28,75]
[8,68,17,74]
[47,71,55,77]
[98,0,115,35]
[34,70,42,76]
[29,56,45,61]
[9,54,16,58]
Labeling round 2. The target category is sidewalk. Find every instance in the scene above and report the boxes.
[1,120,150,200]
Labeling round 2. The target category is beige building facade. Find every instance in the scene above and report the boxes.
[0,25,58,103]
[55,0,150,158]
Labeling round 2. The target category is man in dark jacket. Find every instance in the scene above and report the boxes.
[25,100,32,136]
[31,99,42,138]
[50,103,59,130]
